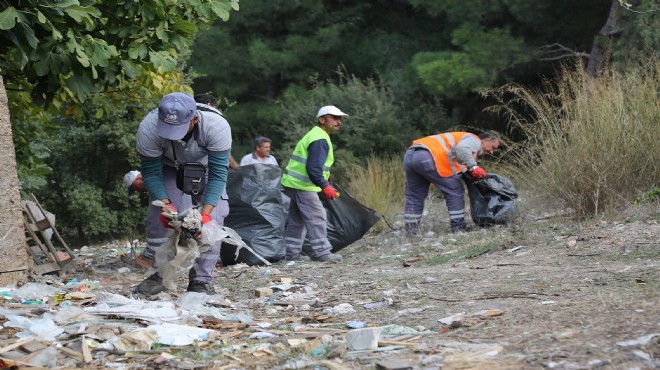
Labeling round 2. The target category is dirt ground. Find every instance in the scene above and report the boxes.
[1,198,658,369]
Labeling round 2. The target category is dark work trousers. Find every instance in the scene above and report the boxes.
[283,187,332,259]
[403,148,466,234]
[146,166,229,283]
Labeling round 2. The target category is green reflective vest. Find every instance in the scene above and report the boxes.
[281,126,334,192]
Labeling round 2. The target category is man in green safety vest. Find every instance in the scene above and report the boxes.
[280,105,348,262]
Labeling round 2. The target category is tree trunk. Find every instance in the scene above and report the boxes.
[586,0,621,77]
[0,76,29,285]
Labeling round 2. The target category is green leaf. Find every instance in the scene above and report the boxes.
[65,73,94,102]
[51,0,84,8]
[172,19,197,34]
[155,22,169,42]
[120,59,140,78]
[63,5,101,24]
[37,10,46,24]
[0,6,19,30]
[209,0,231,21]
[19,22,39,49]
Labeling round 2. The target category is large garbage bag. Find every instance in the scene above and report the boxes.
[221,164,289,265]
[465,173,518,226]
[303,183,381,254]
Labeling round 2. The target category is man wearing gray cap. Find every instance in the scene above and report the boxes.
[280,105,348,263]
[134,92,232,294]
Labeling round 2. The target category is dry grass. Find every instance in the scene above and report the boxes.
[486,61,660,218]
[344,155,405,231]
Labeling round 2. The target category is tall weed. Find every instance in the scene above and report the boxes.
[345,155,405,232]
[486,62,660,217]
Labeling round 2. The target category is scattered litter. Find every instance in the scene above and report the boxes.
[363,301,390,309]
[438,309,504,326]
[345,320,368,329]
[540,300,556,305]
[250,332,278,339]
[323,303,356,315]
[616,333,660,347]
[345,327,382,350]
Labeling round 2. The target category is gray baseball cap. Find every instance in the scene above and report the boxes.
[156,92,196,140]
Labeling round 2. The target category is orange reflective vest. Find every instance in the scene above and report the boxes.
[411,132,479,177]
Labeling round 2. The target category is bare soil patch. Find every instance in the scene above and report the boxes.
[1,200,658,369]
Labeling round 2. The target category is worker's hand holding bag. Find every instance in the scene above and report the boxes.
[322,185,340,200]
[469,166,487,180]
[159,203,178,228]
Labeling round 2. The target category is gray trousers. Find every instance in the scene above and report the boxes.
[403,148,466,234]
[283,187,332,259]
[145,166,229,283]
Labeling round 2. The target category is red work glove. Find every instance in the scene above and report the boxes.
[159,203,177,229]
[201,212,212,225]
[322,185,339,200]
[469,166,487,180]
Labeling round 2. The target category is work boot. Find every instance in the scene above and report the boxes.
[311,253,343,262]
[135,273,164,295]
[135,252,153,269]
[187,280,215,294]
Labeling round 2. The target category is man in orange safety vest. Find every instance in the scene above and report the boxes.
[403,130,501,235]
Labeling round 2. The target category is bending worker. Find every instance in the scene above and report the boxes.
[403,130,500,235]
[134,92,232,295]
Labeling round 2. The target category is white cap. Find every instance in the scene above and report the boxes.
[123,170,140,195]
[317,105,349,118]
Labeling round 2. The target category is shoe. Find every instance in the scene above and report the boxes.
[135,253,153,269]
[285,255,311,262]
[135,273,164,295]
[311,253,343,262]
[187,280,215,294]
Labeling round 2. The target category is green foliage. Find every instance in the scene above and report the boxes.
[488,60,660,218]
[190,0,448,149]
[2,0,238,191]
[276,71,452,179]
[0,0,238,105]
[408,0,609,100]
[33,103,148,244]
[614,0,660,65]
[635,187,660,204]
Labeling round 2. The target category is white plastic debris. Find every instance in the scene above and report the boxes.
[4,314,65,341]
[345,327,383,350]
[323,303,356,315]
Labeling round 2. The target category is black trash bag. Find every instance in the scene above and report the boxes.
[221,164,289,265]
[303,183,381,254]
[464,173,518,226]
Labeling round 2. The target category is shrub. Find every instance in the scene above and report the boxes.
[487,61,660,217]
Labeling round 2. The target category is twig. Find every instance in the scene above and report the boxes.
[567,252,602,257]
[379,215,395,231]
[538,43,590,61]
[231,270,245,278]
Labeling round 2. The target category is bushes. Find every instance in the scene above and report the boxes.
[277,71,451,176]
[488,61,660,217]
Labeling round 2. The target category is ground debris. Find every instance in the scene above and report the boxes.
[1,209,658,368]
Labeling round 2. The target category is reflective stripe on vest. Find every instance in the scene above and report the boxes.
[281,126,333,191]
[412,132,477,177]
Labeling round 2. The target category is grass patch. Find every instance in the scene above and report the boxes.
[487,60,660,218]
[345,155,405,232]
